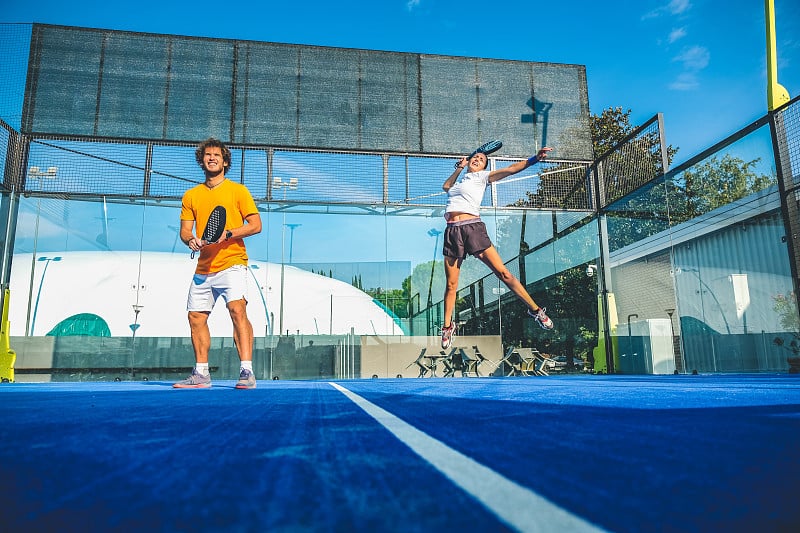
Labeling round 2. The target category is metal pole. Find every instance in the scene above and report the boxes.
[30,256,62,336]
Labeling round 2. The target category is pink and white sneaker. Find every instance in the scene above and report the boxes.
[529,307,554,330]
[441,322,456,349]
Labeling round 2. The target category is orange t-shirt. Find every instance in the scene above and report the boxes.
[180,179,259,274]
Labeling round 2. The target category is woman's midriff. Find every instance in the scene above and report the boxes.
[444,211,479,222]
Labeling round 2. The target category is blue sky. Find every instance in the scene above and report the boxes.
[2,0,798,164]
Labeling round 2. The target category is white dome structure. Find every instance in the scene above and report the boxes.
[9,251,405,338]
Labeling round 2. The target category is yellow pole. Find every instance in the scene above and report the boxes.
[0,288,16,382]
[592,292,619,374]
[765,0,790,111]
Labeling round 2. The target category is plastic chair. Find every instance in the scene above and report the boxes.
[517,347,557,376]
[499,346,525,376]
[458,346,490,377]
[405,348,434,378]
[441,348,461,377]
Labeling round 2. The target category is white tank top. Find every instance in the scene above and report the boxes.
[445,170,489,216]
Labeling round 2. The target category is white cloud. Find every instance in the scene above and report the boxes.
[644,1,701,91]
[669,45,709,91]
[667,0,691,15]
[668,27,687,44]
[406,0,421,10]
[669,72,699,91]
[642,0,691,20]
[673,45,710,70]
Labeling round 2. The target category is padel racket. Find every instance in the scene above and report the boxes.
[191,205,227,259]
[454,139,503,168]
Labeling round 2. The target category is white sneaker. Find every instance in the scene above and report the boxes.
[529,307,554,330]
[441,322,456,349]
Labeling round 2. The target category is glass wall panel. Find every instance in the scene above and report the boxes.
[666,125,776,224]
[610,252,678,374]
[672,211,794,372]
[2,187,624,380]
[520,215,599,366]
[606,118,795,374]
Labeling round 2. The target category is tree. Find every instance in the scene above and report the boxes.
[514,108,679,210]
[366,287,409,319]
[586,107,775,251]
[591,107,679,163]
[673,154,774,219]
[591,106,636,158]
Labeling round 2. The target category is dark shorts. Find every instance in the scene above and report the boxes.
[442,219,492,259]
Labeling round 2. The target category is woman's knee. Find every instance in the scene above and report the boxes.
[445,278,460,292]
[497,269,515,284]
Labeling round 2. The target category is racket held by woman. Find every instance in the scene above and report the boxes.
[454,140,503,168]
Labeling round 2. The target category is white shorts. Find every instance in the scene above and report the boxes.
[186,264,249,313]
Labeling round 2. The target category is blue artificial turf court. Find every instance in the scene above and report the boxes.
[1,374,799,532]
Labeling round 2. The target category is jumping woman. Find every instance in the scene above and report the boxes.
[440,146,554,349]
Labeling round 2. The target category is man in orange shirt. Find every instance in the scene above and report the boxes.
[174,138,262,389]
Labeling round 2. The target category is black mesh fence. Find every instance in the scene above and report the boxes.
[772,96,800,299]
[493,158,592,210]
[17,24,593,160]
[0,23,30,131]
[0,23,596,208]
[1,120,23,194]
[773,97,800,190]
[11,133,594,208]
[595,114,667,209]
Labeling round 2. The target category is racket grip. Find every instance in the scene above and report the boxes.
[190,240,205,259]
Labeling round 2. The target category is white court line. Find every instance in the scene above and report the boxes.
[330,382,606,533]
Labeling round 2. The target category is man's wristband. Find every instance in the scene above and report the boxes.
[526,155,539,165]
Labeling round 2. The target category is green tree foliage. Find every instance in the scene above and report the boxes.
[515,108,679,210]
[672,154,775,219]
[591,107,775,251]
[591,106,636,158]
[591,107,679,163]
[609,154,775,251]
[366,286,410,319]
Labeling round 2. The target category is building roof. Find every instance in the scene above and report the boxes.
[10,251,405,337]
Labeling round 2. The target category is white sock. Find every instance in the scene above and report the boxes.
[195,363,210,376]
[240,361,253,372]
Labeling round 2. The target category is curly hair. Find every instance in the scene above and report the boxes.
[195,138,232,172]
